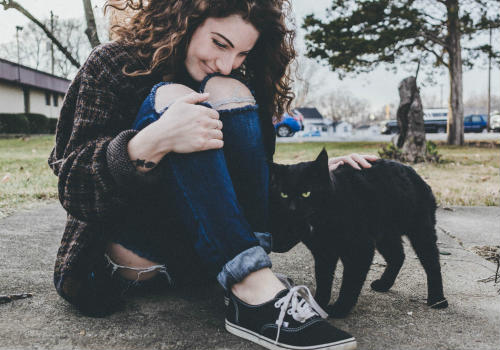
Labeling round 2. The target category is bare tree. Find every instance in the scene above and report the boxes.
[0,0,81,68]
[290,56,326,108]
[0,17,91,78]
[318,89,370,124]
[464,93,500,114]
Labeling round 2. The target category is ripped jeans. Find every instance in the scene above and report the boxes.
[108,74,273,292]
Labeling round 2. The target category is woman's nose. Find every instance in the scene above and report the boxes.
[215,55,234,75]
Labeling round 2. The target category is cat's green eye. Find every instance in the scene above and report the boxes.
[280,192,288,198]
[302,191,311,198]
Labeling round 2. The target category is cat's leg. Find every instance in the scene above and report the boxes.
[407,226,448,309]
[328,240,375,318]
[370,236,405,292]
[313,251,339,308]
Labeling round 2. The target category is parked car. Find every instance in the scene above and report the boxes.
[489,114,500,132]
[464,114,488,133]
[381,114,488,134]
[381,119,447,134]
[274,110,304,137]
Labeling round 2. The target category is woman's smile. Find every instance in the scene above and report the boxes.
[184,15,259,81]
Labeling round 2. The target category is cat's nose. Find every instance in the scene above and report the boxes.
[289,201,296,211]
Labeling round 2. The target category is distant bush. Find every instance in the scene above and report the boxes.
[0,113,56,134]
[27,113,49,133]
[0,113,30,133]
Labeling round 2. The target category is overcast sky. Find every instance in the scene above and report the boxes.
[0,0,498,112]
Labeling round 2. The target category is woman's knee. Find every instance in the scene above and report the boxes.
[154,83,196,113]
[202,76,256,110]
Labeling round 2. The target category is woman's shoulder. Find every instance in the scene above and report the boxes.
[81,41,143,78]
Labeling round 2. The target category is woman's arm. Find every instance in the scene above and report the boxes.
[127,87,223,173]
[48,46,160,222]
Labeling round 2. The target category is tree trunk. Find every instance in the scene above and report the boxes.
[396,76,426,162]
[446,0,464,145]
[82,0,100,48]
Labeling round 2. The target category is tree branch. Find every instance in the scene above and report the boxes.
[0,0,80,69]
[419,29,449,50]
[82,0,100,48]
[420,44,449,68]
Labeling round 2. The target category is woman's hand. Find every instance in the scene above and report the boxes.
[127,92,223,173]
[155,92,224,154]
[328,153,379,171]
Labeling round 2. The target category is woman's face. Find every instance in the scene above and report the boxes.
[185,15,259,81]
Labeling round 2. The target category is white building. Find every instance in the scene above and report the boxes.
[295,107,334,136]
[0,58,70,118]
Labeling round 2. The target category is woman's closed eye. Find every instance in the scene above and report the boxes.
[213,39,227,49]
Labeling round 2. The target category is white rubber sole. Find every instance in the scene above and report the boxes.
[225,319,357,350]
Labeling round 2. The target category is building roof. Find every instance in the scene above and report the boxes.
[295,107,324,120]
[0,58,71,94]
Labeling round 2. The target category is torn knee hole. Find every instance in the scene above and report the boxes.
[210,96,256,110]
[202,76,255,110]
[154,83,196,113]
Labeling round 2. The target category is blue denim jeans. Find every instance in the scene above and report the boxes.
[112,74,273,291]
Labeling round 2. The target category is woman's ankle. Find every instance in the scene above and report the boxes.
[231,268,286,305]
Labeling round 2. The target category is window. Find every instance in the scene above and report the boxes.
[472,115,482,123]
[45,92,51,106]
[53,93,58,107]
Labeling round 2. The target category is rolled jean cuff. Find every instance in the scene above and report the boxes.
[217,246,272,290]
[254,232,272,254]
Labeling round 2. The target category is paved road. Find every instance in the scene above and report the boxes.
[1,202,499,350]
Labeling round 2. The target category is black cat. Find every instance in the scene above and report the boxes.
[269,149,448,318]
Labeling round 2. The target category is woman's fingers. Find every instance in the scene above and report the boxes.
[177,92,210,105]
[203,138,224,150]
[208,128,223,140]
[328,160,344,171]
[351,153,372,168]
[328,153,379,171]
[344,157,362,170]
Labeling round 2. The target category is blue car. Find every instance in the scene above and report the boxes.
[274,111,304,137]
[464,114,488,132]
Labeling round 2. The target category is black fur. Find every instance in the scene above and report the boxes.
[269,149,448,318]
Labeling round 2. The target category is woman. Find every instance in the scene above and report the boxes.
[48,1,375,349]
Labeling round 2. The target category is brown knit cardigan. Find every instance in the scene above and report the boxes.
[48,41,276,316]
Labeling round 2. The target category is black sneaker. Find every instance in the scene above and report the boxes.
[225,285,357,350]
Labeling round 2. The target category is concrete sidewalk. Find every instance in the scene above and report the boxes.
[1,202,499,350]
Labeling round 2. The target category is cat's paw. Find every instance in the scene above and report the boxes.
[370,279,391,292]
[427,298,448,309]
[326,303,351,318]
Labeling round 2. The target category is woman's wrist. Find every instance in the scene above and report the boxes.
[127,125,171,173]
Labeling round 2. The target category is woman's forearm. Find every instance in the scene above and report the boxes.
[127,125,172,173]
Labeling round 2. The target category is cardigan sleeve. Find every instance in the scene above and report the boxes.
[48,44,161,222]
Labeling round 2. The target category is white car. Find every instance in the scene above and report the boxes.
[489,114,500,132]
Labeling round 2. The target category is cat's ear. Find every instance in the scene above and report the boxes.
[315,148,329,165]
[313,148,332,184]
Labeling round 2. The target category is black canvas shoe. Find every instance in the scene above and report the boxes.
[225,285,357,350]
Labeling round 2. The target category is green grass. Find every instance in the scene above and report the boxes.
[0,135,58,218]
[0,136,498,218]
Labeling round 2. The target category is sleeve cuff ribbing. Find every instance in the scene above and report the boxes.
[106,129,162,189]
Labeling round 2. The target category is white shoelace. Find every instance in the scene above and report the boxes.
[273,285,329,344]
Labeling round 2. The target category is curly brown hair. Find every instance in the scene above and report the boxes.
[105,0,296,122]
